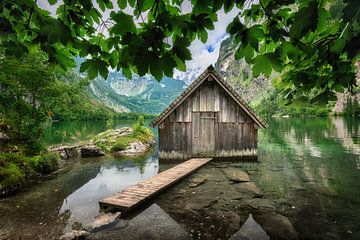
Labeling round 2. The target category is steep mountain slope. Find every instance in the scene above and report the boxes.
[214,37,272,105]
[86,72,187,114]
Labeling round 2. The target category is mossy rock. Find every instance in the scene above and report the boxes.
[93,127,155,156]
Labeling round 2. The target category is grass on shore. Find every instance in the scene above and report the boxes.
[0,152,60,197]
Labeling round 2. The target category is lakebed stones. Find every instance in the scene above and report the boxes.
[84,212,121,232]
[222,167,250,182]
[253,211,298,240]
[155,163,298,240]
[87,204,190,240]
[59,230,89,240]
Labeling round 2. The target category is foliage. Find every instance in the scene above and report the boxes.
[0,162,25,196]
[110,137,132,152]
[27,152,59,174]
[0,152,60,196]
[344,96,360,115]
[109,116,153,152]
[1,0,359,103]
[0,53,54,154]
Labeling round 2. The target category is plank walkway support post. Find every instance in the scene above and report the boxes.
[99,158,212,212]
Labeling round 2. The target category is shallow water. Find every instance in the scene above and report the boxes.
[0,116,359,239]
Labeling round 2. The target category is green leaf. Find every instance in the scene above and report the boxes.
[224,0,235,13]
[48,0,57,5]
[235,44,254,63]
[173,37,192,61]
[252,53,282,77]
[198,29,208,43]
[276,42,302,60]
[290,1,318,39]
[41,20,72,45]
[174,56,186,72]
[110,11,137,35]
[117,0,127,9]
[253,55,272,77]
[226,16,244,35]
[247,25,265,50]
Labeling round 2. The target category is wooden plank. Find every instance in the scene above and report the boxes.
[100,158,212,211]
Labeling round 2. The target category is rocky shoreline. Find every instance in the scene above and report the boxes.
[59,161,298,240]
[49,127,155,160]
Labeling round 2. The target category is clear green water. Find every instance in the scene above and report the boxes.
[0,117,359,239]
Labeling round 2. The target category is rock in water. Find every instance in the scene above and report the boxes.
[253,212,298,240]
[223,168,250,182]
[84,212,121,232]
[59,230,89,240]
[237,182,262,195]
[87,204,189,240]
[113,139,155,157]
[230,214,269,240]
[80,145,105,157]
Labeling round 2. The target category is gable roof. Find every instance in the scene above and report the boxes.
[151,65,267,128]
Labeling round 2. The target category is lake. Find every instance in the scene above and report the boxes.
[0,117,359,239]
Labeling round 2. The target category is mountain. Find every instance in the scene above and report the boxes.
[214,37,272,106]
[86,71,187,114]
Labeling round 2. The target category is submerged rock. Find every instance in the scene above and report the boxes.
[188,174,208,188]
[236,182,262,195]
[253,212,298,240]
[223,167,250,182]
[230,214,269,240]
[87,204,190,240]
[84,212,121,232]
[59,230,89,240]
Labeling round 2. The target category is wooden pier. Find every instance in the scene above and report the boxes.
[99,158,212,211]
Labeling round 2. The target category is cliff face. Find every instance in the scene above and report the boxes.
[214,37,272,105]
[332,61,360,113]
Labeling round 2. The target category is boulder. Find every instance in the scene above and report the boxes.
[113,139,155,157]
[223,168,250,182]
[80,145,105,157]
[49,144,103,160]
[59,230,89,240]
[230,214,269,240]
[236,182,262,195]
[84,212,121,232]
[253,212,298,240]
[188,174,208,188]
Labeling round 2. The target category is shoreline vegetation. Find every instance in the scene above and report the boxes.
[0,115,154,198]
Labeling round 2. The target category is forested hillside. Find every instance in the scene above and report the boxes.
[86,73,186,114]
[215,37,360,117]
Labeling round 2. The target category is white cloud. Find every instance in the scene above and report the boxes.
[174,8,239,83]
[36,1,239,82]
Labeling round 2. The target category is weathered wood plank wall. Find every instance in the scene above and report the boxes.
[158,78,258,160]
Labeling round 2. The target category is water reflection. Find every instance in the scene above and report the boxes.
[253,116,360,239]
[1,117,359,240]
[59,155,159,231]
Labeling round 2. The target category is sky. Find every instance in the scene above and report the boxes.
[37,0,239,82]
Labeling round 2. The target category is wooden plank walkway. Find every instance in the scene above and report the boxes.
[99,158,212,211]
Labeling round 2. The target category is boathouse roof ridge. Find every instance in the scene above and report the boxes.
[151,65,267,128]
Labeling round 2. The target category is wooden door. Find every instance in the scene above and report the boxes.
[192,112,216,155]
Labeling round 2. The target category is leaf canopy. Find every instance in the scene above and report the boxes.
[0,0,359,103]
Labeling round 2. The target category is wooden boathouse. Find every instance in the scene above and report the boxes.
[151,65,267,160]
